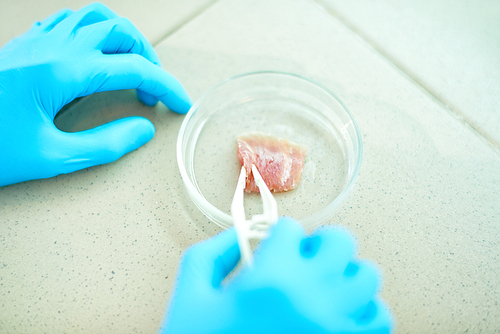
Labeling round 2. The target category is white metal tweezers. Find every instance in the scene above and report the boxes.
[231,164,278,267]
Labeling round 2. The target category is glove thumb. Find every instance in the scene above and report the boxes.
[51,116,155,175]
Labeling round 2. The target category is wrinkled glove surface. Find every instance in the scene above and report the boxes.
[0,3,192,187]
[162,217,393,334]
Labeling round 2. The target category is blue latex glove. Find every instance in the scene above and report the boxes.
[162,218,393,334]
[0,3,192,187]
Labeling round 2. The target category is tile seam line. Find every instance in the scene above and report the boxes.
[311,0,500,156]
[151,0,221,47]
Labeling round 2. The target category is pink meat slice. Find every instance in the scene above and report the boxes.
[237,133,306,193]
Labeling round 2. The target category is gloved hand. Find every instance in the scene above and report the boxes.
[0,3,192,187]
[162,217,393,334]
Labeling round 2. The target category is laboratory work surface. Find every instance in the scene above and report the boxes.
[1,0,499,333]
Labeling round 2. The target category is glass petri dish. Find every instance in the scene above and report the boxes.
[177,71,362,229]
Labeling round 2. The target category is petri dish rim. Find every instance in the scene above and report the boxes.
[177,71,363,229]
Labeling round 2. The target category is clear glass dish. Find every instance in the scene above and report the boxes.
[177,71,362,229]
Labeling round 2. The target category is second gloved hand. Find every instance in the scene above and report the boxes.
[0,3,192,187]
[162,218,393,334]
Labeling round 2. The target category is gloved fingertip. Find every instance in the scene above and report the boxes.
[356,297,394,332]
[131,117,155,147]
[257,216,305,254]
[179,227,240,288]
[178,94,193,114]
[277,216,300,225]
[172,95,193,114]
[272,216,305,234]
[162,89,193,114]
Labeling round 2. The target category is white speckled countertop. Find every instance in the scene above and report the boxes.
[1,0,499,333]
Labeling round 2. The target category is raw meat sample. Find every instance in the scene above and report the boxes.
[237,133,306,193]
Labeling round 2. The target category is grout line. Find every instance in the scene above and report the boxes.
[151,0,221,47]
[312,0,500,156]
